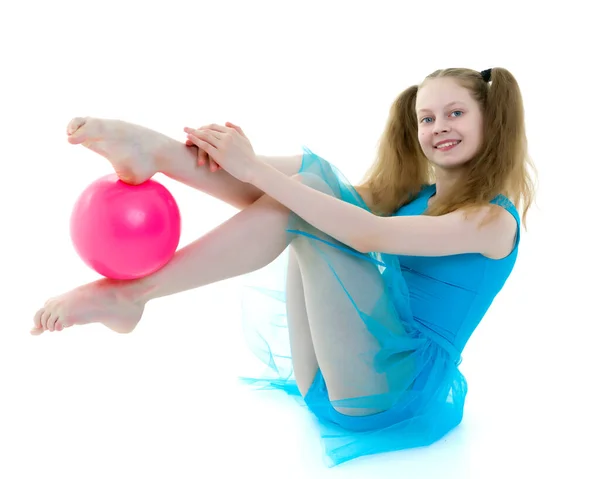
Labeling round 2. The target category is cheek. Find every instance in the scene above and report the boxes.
[469,126,483,148]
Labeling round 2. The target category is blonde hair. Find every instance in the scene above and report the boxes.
[357,67,537,228]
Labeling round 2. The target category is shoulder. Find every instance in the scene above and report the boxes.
[433,203,518,259]
[462,197,520,259]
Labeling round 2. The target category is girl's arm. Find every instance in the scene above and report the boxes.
[252,163,517,258]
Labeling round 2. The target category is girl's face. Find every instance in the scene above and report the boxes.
[416,77,484,170]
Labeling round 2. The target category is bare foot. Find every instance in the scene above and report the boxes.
[66,117,172,184]
[31,279,146,335]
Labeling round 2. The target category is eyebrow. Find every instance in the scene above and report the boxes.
[417,101,466,114]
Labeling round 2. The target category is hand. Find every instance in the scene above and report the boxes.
[184,123,222,172]
[184,122,248,172]
[184,122,259,183]
[186,135,220,172]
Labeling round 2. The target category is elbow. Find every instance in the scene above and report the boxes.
[353,242,368,254]
[353,217,381,253]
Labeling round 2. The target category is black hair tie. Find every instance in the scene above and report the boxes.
[480,68,492,82]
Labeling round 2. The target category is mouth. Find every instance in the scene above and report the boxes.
[434,140,461,151]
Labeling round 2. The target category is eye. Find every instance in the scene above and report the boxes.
[419,110,464,123]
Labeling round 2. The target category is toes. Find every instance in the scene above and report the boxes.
[31,308,45,335]
[41,310,52,330]
[47,313,60,332]
[50,314,69,332]
[66,117,88,144]
[66,117,86,135]
[31,307,66,334]
[33,308,44,330]
[32,300,74,335]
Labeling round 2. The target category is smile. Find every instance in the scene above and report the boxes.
[435,140,461,151]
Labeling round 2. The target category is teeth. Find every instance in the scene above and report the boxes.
[436,141,460,149]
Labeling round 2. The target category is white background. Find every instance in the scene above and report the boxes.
[1,1,598,478]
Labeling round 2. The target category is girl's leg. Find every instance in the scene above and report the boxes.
[292,236,404,416]
[34,170,402,422]
[32,170,313,379]
[66,117,302,210]
[286,176,412,417]
[33,184,295,333]
[285,249,319,396]
[155,142,302,209]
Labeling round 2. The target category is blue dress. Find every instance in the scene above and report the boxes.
[238,147,521,467]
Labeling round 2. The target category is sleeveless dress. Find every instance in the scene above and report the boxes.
[238,147,521,467]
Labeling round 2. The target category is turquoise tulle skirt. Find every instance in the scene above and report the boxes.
[238,147,467,467]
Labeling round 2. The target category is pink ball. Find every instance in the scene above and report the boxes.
[70,174,181,280]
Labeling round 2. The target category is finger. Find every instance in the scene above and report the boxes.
[186,134,218,158]
[209,157,221,172]
[197,149,208,166]
[187,130,219,149]
[184,124,223,135]
[204,123,229,133]
[225,122,246,137]
[225,121,241,132]
[184,124,227,136]
[190,127,207,148]
[186,128,223,144]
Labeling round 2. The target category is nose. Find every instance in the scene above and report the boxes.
[433,118,451,135]
[433,125,450,135]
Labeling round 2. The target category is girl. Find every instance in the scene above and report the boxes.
[32,67,536,467]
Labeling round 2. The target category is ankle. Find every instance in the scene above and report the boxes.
[111,278,155,307]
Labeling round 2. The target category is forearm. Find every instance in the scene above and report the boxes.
[251,163,375,252]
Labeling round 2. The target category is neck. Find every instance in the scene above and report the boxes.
[430,166,465,204]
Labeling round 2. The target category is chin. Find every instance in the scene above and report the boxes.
[430,158,472,172]
[433,148,475,164]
